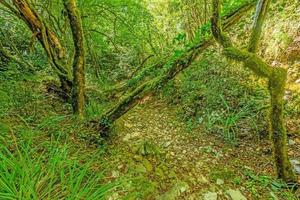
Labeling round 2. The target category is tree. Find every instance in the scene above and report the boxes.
[211,0,296,183]
[63,0,85,119]
[0,0,72,96]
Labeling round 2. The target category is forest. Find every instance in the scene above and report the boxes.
[0,0,299,199]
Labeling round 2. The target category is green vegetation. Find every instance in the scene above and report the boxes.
[0,0,300,199]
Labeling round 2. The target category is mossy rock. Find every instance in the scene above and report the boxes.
[132,139,161,156]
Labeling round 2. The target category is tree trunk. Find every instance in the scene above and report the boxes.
[2,0,72,94]
[64,0,86,119]
[95,0,256,136]
[211,0,296,183]
[269,69,296,183]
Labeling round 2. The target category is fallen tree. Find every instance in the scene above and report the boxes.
[211,0,296,183]
[93,0,257,135]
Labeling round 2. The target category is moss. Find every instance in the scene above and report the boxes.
[211,0,296,183]
[269,68,296,182]
[12,0,72,93]
[64,0,86,119]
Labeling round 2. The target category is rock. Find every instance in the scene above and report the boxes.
[134,140,159,156]
[290,159,300,175]
[225,189,247,200]
[288,139,296,145]
[122,132,140,141]
[164,141,172,148]
[216,179,224,185]
[142,159,153,172]
[135,163,147,173]
[124,122,133,128]
[198,175,209,184]
[111,170,119,178]
[157,181,189,200]
[203,192,218,200]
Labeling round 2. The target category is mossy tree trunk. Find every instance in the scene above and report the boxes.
[1,0,72,96]
[95,0,257,136]
[211,0,296,183]
[63,0,86,119]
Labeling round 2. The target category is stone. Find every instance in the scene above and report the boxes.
[203,192,218,200]
[164,141,172,148]
[290,159,300,175]
[288,139,296,145]
[124,122,133,128]
[142,159,153,172]
[216,179,224,185]
[135,163,147,173]
[225,189,247,200]
[111,170,119,178]
[157,181,189,200]
[198,175,209,184]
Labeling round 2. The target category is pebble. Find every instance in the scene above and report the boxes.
[225,189,247,200]
[288,139,296,145]
[216,179,224,185]
[203,192,218,200]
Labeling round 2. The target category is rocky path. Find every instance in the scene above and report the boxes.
[105,99,299,200]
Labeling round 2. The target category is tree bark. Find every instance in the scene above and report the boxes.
[63,0,86,119]
[1,0,72,95]
[95,0,256,136]
[211,0,296,183]
[248,0,271,53]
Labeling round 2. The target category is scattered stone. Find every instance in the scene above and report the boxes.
[216,179,224,185]
[290,159,300,175]
[124,122,133,128]
[203,192,218,200]
[289,139,296,145]
[111,170,119,178]
[135,163,147,173]
[133,140,160,156]
[157,181,189,200]
[164,141,172,148]
[198,175,209,184]
[122,132,140,141]
[142,159,153,172]
[225,189,247,200]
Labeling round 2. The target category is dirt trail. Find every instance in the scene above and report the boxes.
[102,99,297,199]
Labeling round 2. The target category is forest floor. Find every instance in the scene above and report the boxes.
[100,97,300,200]
[1,80,300,200]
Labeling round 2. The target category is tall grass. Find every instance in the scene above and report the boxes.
[0,128,115,200]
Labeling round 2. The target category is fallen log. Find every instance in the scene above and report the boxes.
[95,0,257,136]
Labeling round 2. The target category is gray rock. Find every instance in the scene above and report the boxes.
[157,181,189,200]
[290,159,300,174]
[288,139,296,145]
[225,189,247,200]
[216,179,224,185]
[203,192,218,200]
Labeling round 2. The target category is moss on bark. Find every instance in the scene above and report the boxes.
[7,0,72,94]
[211,0,296,183]
[96,1,257,135]
[64,0,86,119]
